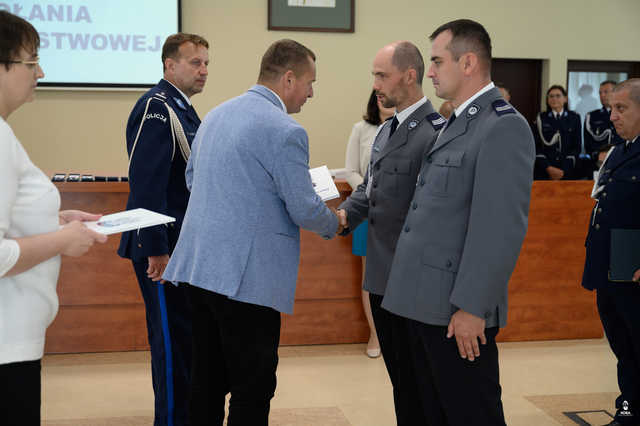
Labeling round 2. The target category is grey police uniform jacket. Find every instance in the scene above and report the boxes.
[339,100,445,296]
[382,88,535,328]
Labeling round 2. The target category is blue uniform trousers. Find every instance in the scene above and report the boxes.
[133,260,192,426]
[597,284,640,425]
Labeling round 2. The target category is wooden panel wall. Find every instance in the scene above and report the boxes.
[45,183,149,353]
[498,181,602,341]
[45,180,601,354]
[282,190,366,345]
[45,182,366,353]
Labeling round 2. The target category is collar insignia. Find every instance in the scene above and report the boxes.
[174,97,186,110]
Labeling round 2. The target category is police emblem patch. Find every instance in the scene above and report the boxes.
[468,105,479,116]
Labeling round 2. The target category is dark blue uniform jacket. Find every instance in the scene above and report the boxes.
[582,136,640,290]
[584,107,624,159]
[533,110,582,178]
[118,79,201,261]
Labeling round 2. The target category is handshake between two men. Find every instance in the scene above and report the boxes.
[332,208,348,235]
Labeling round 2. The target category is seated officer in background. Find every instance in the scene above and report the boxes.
[533,85,582,180]
[117,33,209,426]
[582,78,640,426]
[584,80,625,175]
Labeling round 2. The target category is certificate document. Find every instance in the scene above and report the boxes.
[84,208,175,235]
[309,165,340,202]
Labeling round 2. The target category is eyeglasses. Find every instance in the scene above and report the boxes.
[8,57,40,69]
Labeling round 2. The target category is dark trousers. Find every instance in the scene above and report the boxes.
[0,359,41,426]
[597,284,640,424]
[188,285,281,426]
[407,319,506,426]
[132,261,192,426]
[369,293,427,426]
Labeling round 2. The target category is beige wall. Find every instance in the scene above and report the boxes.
[8,0,640,175]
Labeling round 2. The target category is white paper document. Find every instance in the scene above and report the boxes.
[288,0,336,7]
[309,165,340,202]
[84,208,176,235]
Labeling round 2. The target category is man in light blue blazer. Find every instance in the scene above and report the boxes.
[163,39,339,426]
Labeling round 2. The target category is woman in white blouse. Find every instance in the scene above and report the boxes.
[0,11,106,424]
[344,90,394,358]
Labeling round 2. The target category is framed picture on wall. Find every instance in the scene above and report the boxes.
[268,0,355,33]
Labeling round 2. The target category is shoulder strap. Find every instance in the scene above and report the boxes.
[425,112,446,131]
[492,99,516,116]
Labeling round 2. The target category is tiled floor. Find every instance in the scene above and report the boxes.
[42,338,619,425]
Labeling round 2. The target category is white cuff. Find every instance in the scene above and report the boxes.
[0,239,20,277]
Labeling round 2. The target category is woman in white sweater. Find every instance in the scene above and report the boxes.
[344,90,394,358]
[0,11,107,424]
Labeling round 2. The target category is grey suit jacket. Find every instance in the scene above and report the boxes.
[339,100,444,295]
[382,88,535,328]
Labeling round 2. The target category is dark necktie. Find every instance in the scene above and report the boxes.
[446,113,456,129]
[389,116,399,136]
[443,112,456,131]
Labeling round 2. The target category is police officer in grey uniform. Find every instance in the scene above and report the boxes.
[337,41,444,426]
[382,20,535,426]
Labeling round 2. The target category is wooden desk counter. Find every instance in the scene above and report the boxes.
[44,180,601,353]
[499,181,601,341]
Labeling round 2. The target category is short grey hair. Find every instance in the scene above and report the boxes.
[614,78,640,106]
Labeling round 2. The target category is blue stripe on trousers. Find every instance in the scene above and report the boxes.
[157,284,174,426]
